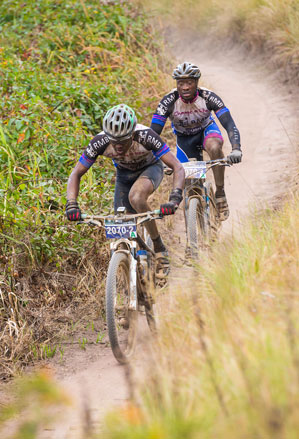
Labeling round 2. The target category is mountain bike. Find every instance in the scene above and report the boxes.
[81,207,163,364]
[165,157,231,259]
[183,158,230,258]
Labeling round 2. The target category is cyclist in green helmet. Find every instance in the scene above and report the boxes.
[66,104,185,278]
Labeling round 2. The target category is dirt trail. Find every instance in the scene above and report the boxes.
[2,33,298,439]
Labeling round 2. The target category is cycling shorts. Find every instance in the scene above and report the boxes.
[176,120,223,163]
[114,160,164,213]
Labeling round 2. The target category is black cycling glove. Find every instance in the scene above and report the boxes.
[65,199,81,221]
[160,188,183,216]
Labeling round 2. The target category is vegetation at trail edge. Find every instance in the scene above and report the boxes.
[0,0,170,378]
[0,370,69,438]
[139,0,299,84]
[102,195,299,439]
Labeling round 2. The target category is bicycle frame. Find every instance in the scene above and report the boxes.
[182,159,229,237]
[81,209,162,311]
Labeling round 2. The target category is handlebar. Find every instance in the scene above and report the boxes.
[80,209,163,228]
[164,158,231,176]
[205,158,230,165]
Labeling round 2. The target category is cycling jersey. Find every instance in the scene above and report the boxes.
[151,87,240,147]
[79,124,170,171]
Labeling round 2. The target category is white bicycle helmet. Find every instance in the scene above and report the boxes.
[103,104,137,140]
[172,62,201,80]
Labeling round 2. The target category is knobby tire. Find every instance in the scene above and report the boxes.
[187,197,207,259]
[106,251,138,364]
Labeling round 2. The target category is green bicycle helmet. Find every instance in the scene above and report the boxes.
[103,104,137,140]
[172,62,201,80]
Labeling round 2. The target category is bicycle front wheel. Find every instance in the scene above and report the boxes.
[187,197,208,259]
[106,251,138,364]
[206,182,220,242]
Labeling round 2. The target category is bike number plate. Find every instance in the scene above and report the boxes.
[104,219,137,239]
[183,162,207,179]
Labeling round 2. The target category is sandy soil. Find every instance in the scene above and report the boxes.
[1,33,298,439]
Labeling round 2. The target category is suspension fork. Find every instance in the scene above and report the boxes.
[109,239,138,311]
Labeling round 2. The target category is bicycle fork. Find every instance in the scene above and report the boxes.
[110,240,138,311]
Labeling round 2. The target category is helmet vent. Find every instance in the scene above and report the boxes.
[103,104,137,140]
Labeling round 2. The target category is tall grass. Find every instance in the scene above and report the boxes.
[137,0,299,84]
[101,195,299,438]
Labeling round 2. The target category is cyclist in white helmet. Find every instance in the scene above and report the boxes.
[66,104,185,278]
[151,61,242,221]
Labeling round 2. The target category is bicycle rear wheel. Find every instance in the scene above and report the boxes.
[106,251,138,364]
[187,196,208,259]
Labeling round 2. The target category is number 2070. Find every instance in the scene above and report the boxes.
[106,225,134,235]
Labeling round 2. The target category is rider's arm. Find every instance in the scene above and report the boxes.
[67,162,89,200]
[67,132,109,200]
[160,151,185,192]
[150,122,163,135]
[159,151,185,214]
[150,90,177,135]
[201,89,241,149]
[65,162,89,221]
[215,107,241,149]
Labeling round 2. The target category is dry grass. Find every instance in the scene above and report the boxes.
[0,227,110,380]
[136,0,299,85]
[101,194,299,438]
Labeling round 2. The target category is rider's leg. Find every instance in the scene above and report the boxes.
[114,168,139,214]
[203,120,225,193]
[129,177,159,240]
[203,123,229,221]
[204,138,229,221]
[129,172,170,279]
[204,137,225,195]
[176,132,203,162]
[128,162,166,253]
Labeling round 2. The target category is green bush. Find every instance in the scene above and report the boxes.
[0,0,169,377]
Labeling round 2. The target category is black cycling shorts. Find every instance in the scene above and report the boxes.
[114,160,164,213]
[176,120,223,162]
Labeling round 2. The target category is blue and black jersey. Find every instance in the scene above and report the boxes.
[151,87,240,148]
[79,124,170,171]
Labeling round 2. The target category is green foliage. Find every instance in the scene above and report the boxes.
[0,0,169,378]
[78,336,88,350]
[96,331,105,343]
[0,0,165,266]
